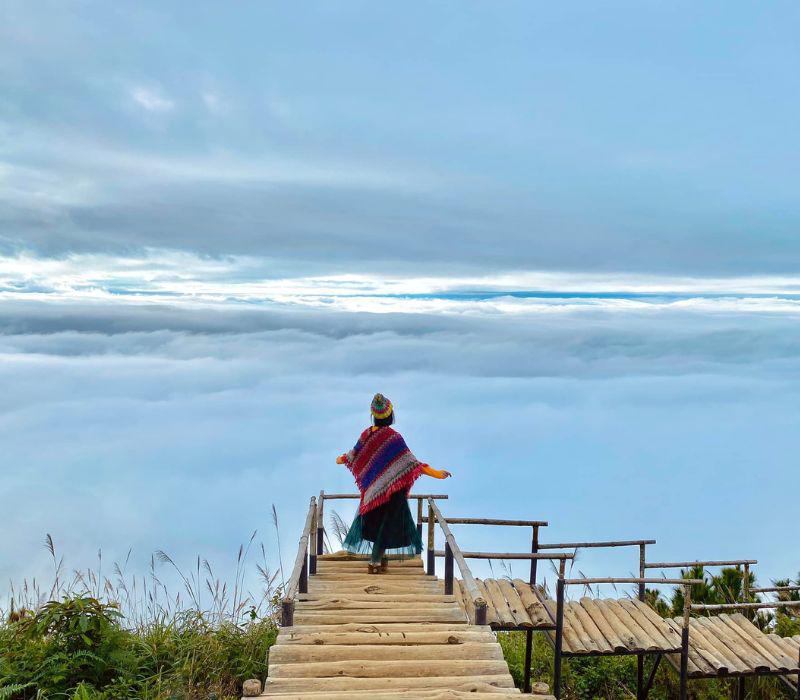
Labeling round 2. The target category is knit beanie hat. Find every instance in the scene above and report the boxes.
[370,393,393,420]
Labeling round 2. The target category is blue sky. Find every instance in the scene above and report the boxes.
[1,2,799,604]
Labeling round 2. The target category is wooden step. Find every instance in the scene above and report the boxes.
[317,553,420,561]
[260,690,525,699]
[293,609,468,625]
[298,593,456,603]
[317,558,423,568]
[283,622,485,634]
[277,629,498,646]
[269,641,504,663]
[269,658,511,679]
[262,673,517,693]
[261,550,517,697]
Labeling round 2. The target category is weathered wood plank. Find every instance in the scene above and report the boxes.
[277,629,498,646]
[262,675,516,693]
[268,658,512,678]
[293,609,469,625]
[269,642,505,663]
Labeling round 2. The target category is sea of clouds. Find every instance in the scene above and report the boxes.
[2,272,799,600]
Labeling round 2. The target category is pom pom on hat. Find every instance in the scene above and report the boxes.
[370,393,393,420]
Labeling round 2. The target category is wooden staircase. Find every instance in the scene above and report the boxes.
[258,552,552,698]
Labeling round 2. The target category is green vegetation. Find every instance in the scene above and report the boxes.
[2,533,798,699]
[1,535,280,699]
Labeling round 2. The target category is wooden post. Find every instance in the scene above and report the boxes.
[742,562,751,621]
[643,654,662,698]
[679,584,691,700]
[427,503,435,576]
[523,628,533,694]
[316,490,325,556]
[444,542,454,595]
[554,575,565,699]
[281,599,294,627]
[530,524,539,586]
[475,599,487,625]
[736,677,745,700]
[637,543,647,699]
[309,500,317,575]
[417,497,423,542]
[299,546,308,594]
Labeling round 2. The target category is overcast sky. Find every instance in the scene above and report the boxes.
[2,2,799,605]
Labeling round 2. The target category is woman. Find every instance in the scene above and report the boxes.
[336,393,451,573]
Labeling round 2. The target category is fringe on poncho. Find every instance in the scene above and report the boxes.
[343,426,423,515]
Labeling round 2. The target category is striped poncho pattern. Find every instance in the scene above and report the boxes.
[344,426,423,515]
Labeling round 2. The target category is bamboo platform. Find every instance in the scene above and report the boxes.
[457,578,555,630]
[663,614,800,678]
[256,552,555,699]
[546,597,683,656]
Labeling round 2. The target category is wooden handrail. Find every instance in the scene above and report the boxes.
[322,493,449,500]
[433,550,573,560]
[751,585,800,593]
[281,496,316,626]
[691,600,800,612]
[420,516,547,526]
[644,559,757,569]
[539,539,656,549]
[563,577,704,586]
[427,498,487,625]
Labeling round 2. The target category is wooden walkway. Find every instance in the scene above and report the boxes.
[258,552,554,699]
[256,493,800,699]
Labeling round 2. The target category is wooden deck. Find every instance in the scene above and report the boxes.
[257,552,554,699]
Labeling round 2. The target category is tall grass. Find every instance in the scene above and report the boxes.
[1,527,283,699]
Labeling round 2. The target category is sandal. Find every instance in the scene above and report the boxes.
[368,563,382,574]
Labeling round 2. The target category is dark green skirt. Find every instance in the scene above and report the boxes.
[344,490,423,563]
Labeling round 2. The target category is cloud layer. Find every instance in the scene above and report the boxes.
[2,292,798,594]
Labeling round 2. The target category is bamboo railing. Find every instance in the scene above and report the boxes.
[427,498,487,625]
[280,496,316,627]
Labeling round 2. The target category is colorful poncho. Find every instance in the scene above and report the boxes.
[343,426,423,515]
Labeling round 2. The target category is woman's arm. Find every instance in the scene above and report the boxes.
[420,463,451,479]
